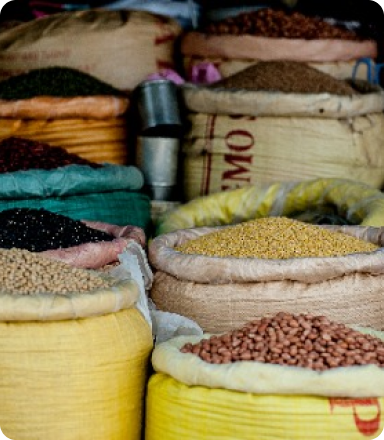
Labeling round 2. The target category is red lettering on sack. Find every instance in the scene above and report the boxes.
[225,130,254,151]
[229,115,257,122]
[154,22,177,45]
[222,154,252,190]
[201,115,216,195]
[156,59,174,70]
[329,398,381,436]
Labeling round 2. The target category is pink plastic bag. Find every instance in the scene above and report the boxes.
[42,221,146,269]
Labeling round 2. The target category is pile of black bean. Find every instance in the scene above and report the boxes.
[0,208,114,252]
[0,137,102,173]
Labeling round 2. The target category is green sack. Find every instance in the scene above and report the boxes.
[0,164,151,230]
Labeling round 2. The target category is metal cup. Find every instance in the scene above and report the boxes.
[136,136,180,201]
[135,79,183,137]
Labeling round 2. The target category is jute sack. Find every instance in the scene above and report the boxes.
[0,10,182,90]
[146,331,384,440]
[149,224,384,333]
[181,82,384,200]
[181,32,377,80]
[0,278,153,440]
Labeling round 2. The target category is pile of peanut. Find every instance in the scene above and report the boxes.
[181,313,384,371]
[0,248,116,294]
[204,8,360,40]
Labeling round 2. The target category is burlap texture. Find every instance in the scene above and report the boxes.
[149,225,384,333]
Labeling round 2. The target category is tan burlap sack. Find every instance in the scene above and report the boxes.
[181,32,377,82]
[183,56,372,81]
[149,225,384,333]
[0,10,182,90]
[181,83,384,200]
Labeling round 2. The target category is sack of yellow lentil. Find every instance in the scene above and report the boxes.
[0,247,153,440]
[149,216,384,333]
[146,324,384,440]
[156,178,384,236]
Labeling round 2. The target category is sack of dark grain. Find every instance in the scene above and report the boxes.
[180,62,384,199]
[181,8,377,81]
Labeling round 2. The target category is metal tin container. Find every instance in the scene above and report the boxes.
[135,79,183,137]
[136,136,180,201]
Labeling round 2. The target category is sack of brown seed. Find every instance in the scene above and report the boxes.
[145,313,384,440]
[180,62,384,200]
[181,8,377,81]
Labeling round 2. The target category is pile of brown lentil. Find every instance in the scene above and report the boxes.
[211,61,357,95]
[175,217,377,259]
[181,312,384,371]
[0,208,114,252]
[203,8,360,40]
[0,137,102,173]
[0,248,116,294]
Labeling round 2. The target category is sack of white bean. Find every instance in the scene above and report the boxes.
[145,313,384,440]
[0,247,153,440]
[149,217,384,333]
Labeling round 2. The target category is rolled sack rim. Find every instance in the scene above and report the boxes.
[181,83,384,118]
[148,226,384,284]
[0,278,139,321]
[180,32,378,62]
[151,333,384,398]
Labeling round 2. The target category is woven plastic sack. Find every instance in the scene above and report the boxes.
[0,274,153,440]
[0,164,151,230]
[146,330,384,440]
[42,220,145,269]
[156,178,384,236]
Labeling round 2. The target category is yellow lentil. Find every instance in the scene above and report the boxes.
[175,217,378,259]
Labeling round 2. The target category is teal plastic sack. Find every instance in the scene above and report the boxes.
[0,164,151,230]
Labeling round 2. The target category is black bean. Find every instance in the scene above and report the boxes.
[0,208,114,252]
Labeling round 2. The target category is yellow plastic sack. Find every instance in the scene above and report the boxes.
[146,373,384,440]
[157,178,384,235]
[146,331,384,440]
[0,279,153,440]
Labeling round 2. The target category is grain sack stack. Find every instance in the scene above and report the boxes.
[146,316,384,440]
[0,137,151,232]
[180,62,384,200]
[0,67,132,164]
[0,249,153,440]
[181,7,378,81]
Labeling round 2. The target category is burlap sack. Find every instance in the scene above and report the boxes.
[181,83,384,200]
[149,225,384,333]
[183,56,372,81]
[180,32,377,82]
[0,10,182,90]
